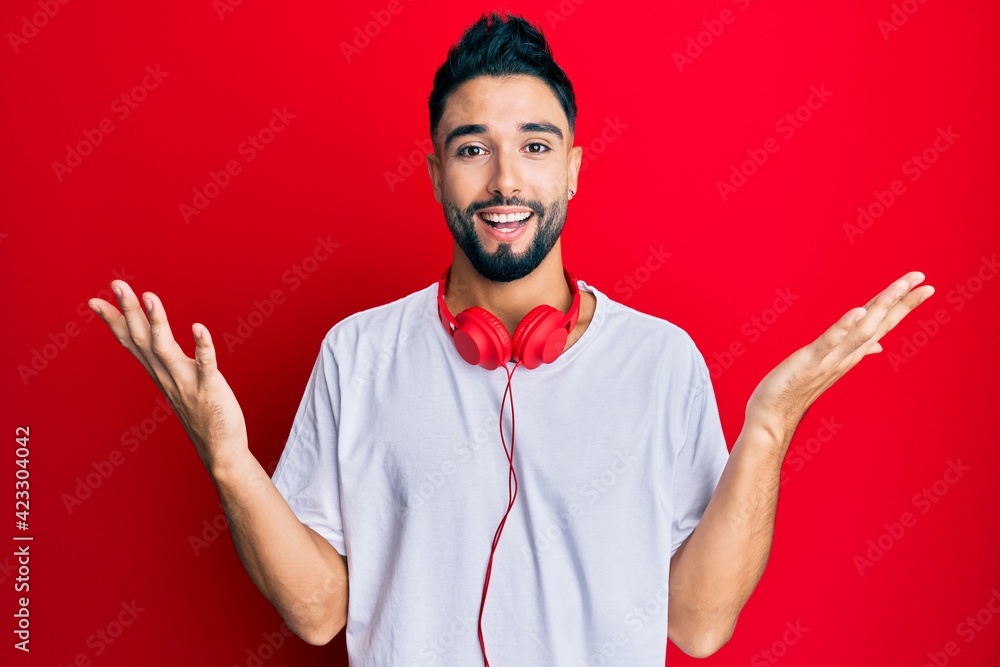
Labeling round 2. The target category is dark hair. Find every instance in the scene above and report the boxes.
[428,10,577,148]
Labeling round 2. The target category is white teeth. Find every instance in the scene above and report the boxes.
[481,211,531,223]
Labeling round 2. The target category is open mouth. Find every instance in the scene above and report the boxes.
[476,210,534,234]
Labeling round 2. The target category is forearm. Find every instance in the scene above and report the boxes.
[210,450,349,645]
[668,423,788,656]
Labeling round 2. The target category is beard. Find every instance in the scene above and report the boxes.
[442,192,567,283]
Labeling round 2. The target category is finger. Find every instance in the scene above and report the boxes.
[191,323,220,385]
[862,271,925,310]
[89,294,170,394]
[143,292,190,380]
[113,280,181,383]
[112,280,153,354]
[812,274,931,364]
[871,283,936,341]
[89,295,137,352]
[814,306,869,356]
[844,276,916,355]
[89,294,157,372]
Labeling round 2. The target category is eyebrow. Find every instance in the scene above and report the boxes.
[443,121,564,150]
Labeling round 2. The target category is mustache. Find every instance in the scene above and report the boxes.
[467,197,544,217]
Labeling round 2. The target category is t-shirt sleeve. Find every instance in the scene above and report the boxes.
[270,336,346,556]
[669,357,731,559]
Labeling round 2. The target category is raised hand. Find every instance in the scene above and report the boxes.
[88,280,249,473]
[744,271,935,444]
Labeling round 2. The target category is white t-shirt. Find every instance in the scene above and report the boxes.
[271,278,730,666]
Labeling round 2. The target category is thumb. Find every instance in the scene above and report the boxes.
[192,323,219,380]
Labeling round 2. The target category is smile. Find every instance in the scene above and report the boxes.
[475,211,534,240]
[476,211,533,232]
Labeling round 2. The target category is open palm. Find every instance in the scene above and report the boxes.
[745,271,935,444]
[88,281,248,472]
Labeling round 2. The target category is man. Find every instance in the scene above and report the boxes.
[88,10,934,666]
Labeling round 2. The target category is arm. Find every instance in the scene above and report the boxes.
[212,451,349,644]
[89,281,348,644]
[668,270,934,657]
[667,422,785,657]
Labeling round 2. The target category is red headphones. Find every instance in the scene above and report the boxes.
[437,265,581,370]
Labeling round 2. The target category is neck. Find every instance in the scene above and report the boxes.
[445,241,572,336]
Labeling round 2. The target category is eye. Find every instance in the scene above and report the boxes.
[526,142,551,154]
[457,145,486,158]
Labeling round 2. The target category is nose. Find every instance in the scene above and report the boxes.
[486,146,522,200]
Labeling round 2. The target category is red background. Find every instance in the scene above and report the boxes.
[3,0,999,665]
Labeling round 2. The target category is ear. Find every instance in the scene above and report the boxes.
[567,144,582,199]
[426,150,442,204]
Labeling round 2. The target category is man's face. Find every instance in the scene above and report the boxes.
[427,75,582,282]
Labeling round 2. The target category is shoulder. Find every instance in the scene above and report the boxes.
[589,282,711,388]
[595,283,702,354]
[320,281,438,353]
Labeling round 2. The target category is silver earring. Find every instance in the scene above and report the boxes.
[569,189,575,198]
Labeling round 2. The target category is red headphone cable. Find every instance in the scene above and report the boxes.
[478,359,522,666]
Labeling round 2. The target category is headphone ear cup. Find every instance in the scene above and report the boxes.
[454,307,512,370]
[512,305,568,370]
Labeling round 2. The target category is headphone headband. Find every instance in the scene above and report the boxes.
[437,266,581,369]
